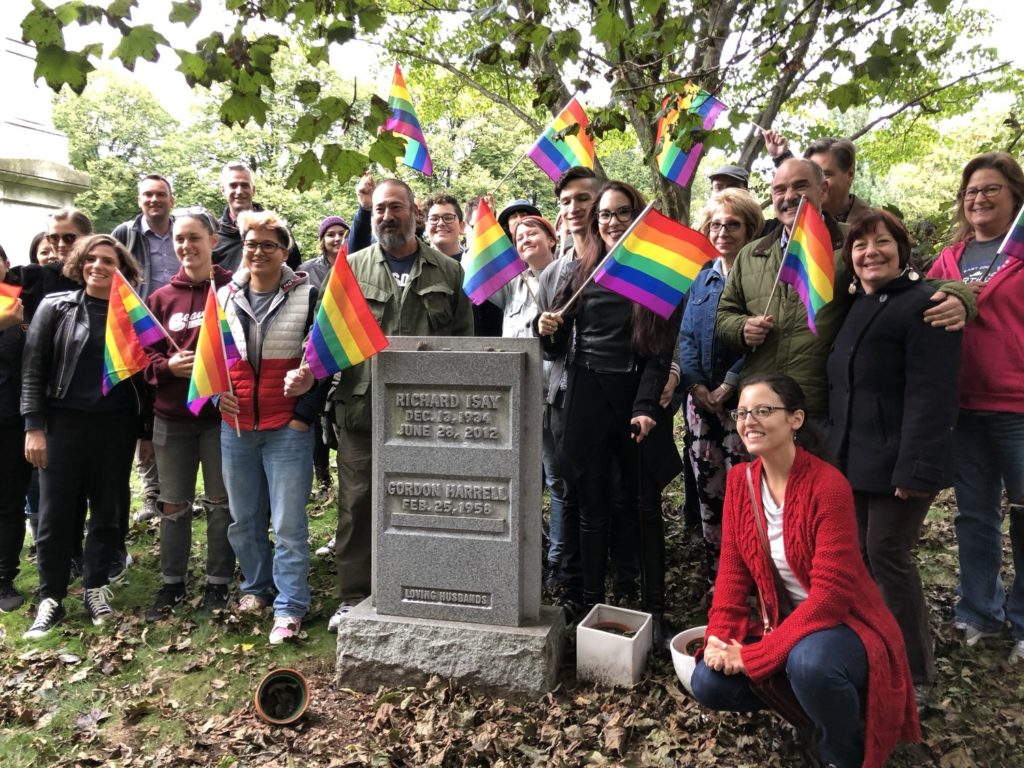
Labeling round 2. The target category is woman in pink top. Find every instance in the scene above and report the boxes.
[927,151,1024,665]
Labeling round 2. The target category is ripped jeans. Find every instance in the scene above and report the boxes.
[152,417,234,585]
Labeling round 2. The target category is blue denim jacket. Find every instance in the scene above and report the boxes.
[679,259,744,389]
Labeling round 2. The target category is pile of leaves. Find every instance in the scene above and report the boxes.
[1,492,1022,766]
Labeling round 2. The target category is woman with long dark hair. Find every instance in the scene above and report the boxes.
[21,235,152,638]
[536,181,682,638]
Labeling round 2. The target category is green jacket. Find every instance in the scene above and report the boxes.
[716,220,976,416]
[331,241,474,432]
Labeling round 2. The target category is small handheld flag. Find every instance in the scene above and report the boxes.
[304,253,389,378]
[997,203,1024,262]
[655,83,727,188]
[777,198,835,334]
[103,271,160,394]
[0,283,22,313]
[385,64,432,176]
[462,198,527,305]
[187,285,240,415]
[527,97,596,183]
[593,205,717,319]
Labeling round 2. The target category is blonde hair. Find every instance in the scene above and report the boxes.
[238,209,292,251]
[699,188,765,242]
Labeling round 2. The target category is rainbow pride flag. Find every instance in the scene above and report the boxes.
[103,271,160,395]
[655,84,727,188]
[778,199,835,334]
[187,285,240,415]
[593,206,717,319]
[0,282,21,313]
[998,203,1024,261]
[305,252,389,378]
[463,198,527,305]
[384,64,432,176]
[527,97,596,183]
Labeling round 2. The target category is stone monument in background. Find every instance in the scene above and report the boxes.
[335,336,565,698]
[1,2,90,264]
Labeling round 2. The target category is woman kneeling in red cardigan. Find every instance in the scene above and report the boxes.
[691,373,919,768]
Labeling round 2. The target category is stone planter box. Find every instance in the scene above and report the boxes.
[576,604,652,687]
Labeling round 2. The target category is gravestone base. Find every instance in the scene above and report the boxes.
[335,599,566,699]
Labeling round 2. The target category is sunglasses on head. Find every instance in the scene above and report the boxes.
[46,233,78,245]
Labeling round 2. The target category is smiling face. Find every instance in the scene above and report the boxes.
[223,168,254,216]
[514,220,556,271]
[138,178,174,225]
[706,204,750,262]
[771,159,826,232]
[36,239,57,265]
[242,224,288,284]
[320,224,348,260]
[425,202,465,257]
[372,182,418,258]
[558,179,598,237]
[173,216,217,277]
[596,188,635,250]
[963,167,1015,241]
[735,382,804,458]
[82,244,122,299]
[850,221,902,294]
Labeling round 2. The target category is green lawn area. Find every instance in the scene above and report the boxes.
[1,470,1022,766]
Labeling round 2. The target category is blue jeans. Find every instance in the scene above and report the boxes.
[221,423,314,618]
[691,626,868,768]
[953,410,1024,640]
[542,422,566,567]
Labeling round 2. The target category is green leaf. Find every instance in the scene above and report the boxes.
[367,133,404,170]
[110,24,169,70]
[219,91,268,126]
[294,79,321,105]
[21,6,65,48]
[285,149,326,191]
[34,44,94,93]
[357,6,386,34]
[169,0,201,26]
[54,2,83,26]
[105,0,137,18]
[325,20,356,46]
[321,144,369,185]
[175,49,209,86]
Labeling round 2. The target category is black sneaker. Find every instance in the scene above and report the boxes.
[23,598,65,639]
[83,585,115,626]
[0,580,24,612]
[146,583,186,623]
[201,583,230,613]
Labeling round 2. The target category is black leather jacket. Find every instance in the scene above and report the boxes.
[21,289,151,434]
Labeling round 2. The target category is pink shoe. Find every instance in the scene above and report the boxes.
[269,616,302,645]
[238,594,271,614]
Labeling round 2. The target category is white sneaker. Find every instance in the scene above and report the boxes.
[269,616,302,645]
[23,598,65,639]
[1009,640,1024,665]
[960,623,1000,646]
[83,586,115,626]
[315,537,336,557]
[327,602,354,633]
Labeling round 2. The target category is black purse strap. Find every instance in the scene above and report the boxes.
[745,465,797,631]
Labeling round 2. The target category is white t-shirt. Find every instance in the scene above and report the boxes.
[761,477,808,609]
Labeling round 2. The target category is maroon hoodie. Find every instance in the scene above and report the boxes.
[145,264,234,422]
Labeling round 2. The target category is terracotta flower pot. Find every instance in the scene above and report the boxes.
[254,667,309,726]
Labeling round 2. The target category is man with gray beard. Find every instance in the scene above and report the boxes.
[327,178,473,631]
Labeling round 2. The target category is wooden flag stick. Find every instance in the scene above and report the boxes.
[761,196,806,322]
[491,153,529,198]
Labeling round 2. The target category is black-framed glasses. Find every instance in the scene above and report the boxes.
[730,405,791,421]
[46,233,78,245]
[242,240,285,254]
[963,184,1004,200]
[426,213,459,225]
[709,220,743,233]
[597,206,634,224]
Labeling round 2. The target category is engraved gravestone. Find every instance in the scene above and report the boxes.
[372,336,541,626]
[335,336,564,698]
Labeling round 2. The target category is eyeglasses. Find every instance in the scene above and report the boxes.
[172,206,216,229]
[709,220,743,234]
[242,240,284,254]
[963,184,1004,200]
[46,233,78,245]
[729,405,791,421]
[426,213,459,225]
[597,206,634,224]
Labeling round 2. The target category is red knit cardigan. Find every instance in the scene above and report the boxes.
[704,448,920,768]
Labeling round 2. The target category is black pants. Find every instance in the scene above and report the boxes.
[0,422,33,583]
[313,420,332,485]
[854,490,934,685]
[36,409,137,601]
[563,367,665,612]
